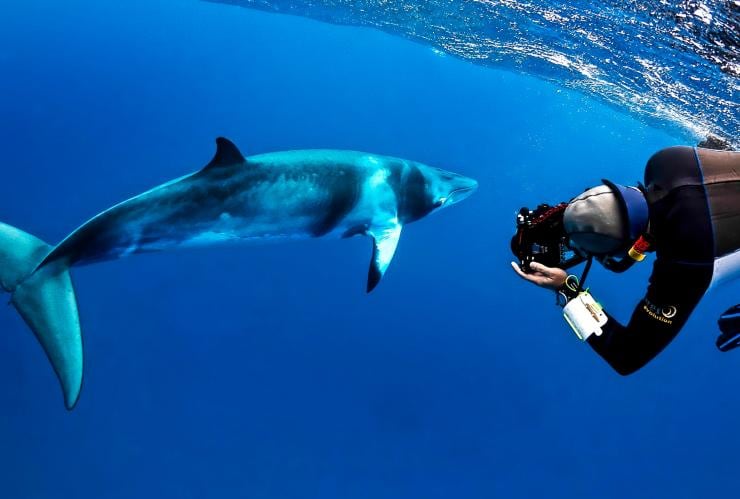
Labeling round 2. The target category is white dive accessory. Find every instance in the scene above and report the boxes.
[563,291,608,341]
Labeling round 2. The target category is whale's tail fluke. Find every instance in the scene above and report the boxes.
[0,222,83,410]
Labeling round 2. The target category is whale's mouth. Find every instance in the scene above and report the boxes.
[445,182,478,206]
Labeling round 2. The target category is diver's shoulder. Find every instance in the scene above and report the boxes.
[646,145,696,166]
[643,146,698,185]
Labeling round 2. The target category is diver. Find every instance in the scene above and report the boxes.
[510,145,740,374]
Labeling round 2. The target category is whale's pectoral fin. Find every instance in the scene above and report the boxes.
[202,137,247,171]
[367,224,402,293]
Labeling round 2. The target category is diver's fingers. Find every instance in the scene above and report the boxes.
[510,262,547,285]
[529,262,568,289]
[510,261,528,278]
[528,261,555,277]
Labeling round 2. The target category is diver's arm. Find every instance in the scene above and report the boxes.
[586,259,711,375]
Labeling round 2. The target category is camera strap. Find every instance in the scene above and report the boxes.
[576,256,593,294]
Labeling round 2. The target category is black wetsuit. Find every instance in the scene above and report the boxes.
[587,147,740,374]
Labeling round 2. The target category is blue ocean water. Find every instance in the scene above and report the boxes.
[0,1,738,498]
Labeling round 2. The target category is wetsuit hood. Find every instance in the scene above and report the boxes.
[564,180,648,257]
[602,179,649,243]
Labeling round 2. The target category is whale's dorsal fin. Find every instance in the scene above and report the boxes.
[367,224,402,293]
[203,137,246,170]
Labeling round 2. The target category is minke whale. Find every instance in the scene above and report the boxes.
[0,137,477,409]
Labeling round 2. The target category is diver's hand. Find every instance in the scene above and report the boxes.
[510,261,567,291]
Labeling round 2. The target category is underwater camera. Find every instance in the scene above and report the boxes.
[510,203,585,272]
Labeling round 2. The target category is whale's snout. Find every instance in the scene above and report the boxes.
[444,175,478,207]
[402,162,478,222]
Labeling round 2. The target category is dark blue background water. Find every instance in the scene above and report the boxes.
[1,1,738,498]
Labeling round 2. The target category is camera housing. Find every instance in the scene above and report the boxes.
[511,203,585,272]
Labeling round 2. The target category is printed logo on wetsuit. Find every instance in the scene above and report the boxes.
[643,298,678,324]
